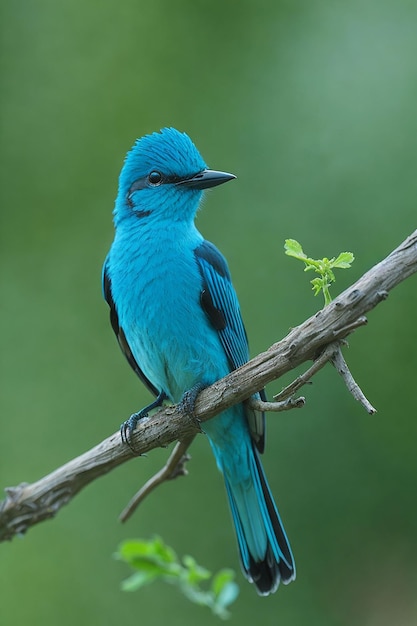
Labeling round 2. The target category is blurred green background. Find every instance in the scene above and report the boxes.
[1,0,417,624]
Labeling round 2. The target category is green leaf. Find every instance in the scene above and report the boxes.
[182,555,211,585]
[327,268,336,283]
[310,277,324,296]
[116,536,177,565]
[120,570,157,592]
[284,238,307,260]
[212,569,236,597]
[213,573,239,608]
[332,252,355,268]
[214,581,240,615]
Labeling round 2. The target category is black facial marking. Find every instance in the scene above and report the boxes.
[126,170,201,210]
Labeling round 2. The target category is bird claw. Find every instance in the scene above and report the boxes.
[120,391,168,452]
[178,383,207,431]
[120,410,148,452]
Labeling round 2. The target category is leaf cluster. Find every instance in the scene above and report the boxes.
[284,239,354,305]
[115,536,239,619]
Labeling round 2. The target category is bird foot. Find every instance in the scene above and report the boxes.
[178,383,207,432]
[120,391,167,452]
[120,410,148,452]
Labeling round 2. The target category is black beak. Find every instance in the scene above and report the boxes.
[175,169,236,190]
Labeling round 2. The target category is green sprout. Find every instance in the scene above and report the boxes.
[115,536,239,620]
[284,239,354,306]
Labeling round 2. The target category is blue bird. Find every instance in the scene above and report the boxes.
[103,128,295,595]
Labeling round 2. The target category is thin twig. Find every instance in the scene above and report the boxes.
[274,341,340,401]
[331,348,377,414]
[119,435,196,523]
[249,396,305,412]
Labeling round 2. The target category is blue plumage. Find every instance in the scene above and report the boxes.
[103,127,295,594]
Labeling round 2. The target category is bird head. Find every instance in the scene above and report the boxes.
[113,127,235,225]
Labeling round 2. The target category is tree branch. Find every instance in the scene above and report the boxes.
[1,230,416,542]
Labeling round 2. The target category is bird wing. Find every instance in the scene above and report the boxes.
[195,240,265,452]
[102,256,159,397]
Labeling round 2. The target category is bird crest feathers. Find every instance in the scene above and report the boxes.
[122,127,207,183]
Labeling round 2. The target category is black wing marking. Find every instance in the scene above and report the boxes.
[195,240,265,452]
[195,240,248,369]
[102,256,159,397]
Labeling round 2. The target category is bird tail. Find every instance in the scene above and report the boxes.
[221,443,295,595]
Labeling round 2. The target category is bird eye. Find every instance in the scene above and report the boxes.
[148,171,163,186]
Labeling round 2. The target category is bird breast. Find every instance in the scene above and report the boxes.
[109,223,230,401]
